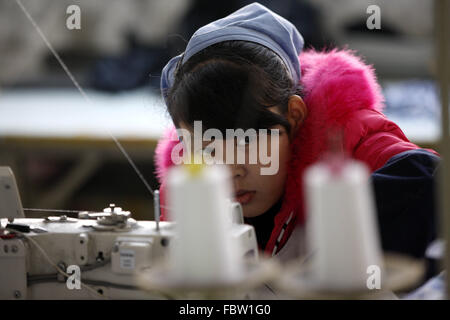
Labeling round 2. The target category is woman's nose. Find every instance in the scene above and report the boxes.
[229,163,247,179]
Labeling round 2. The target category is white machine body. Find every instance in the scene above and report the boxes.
[0,166,258,300]
[0,217,258,299]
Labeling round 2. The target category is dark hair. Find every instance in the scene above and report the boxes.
[166,40,303,135]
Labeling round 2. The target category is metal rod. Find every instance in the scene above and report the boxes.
[435,0,450,299]
[154,190,161,231]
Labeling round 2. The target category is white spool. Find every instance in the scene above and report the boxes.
[305,159,384,291]
[167,164,243,284]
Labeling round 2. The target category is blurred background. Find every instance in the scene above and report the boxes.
[0,0,441,220]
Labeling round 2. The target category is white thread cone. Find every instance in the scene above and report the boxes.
[167,164,243,284]
[305,159,384,291]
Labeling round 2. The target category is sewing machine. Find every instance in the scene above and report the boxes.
[0,167,259,300]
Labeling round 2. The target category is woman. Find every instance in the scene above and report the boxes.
[154,2,440,262]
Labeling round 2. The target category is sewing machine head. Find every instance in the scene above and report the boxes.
[0,166,258,300]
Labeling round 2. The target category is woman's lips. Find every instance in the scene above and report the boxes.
[234,190,256,205]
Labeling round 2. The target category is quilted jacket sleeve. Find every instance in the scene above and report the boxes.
[343,109,438,171]
[342,108,440,258]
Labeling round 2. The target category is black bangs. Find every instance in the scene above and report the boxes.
[168,59,291,133]
[165,40,302,135]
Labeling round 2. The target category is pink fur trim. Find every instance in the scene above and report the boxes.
[154,126,179,183]
[300,48,385,116]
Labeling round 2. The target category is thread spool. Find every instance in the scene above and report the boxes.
[167,164,243,284]
[305,158,384,291]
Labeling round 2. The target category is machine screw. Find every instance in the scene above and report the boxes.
[160,238,169,247]
[58,262,67,271]
[57,262,67,282]
[14,291,21,299]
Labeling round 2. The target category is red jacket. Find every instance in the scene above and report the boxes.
[153,49,438,256]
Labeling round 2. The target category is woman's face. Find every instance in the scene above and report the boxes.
[230,124,291,217]
[179,123,291,218]
[178,96,306,218]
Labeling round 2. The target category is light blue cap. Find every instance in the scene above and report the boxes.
[160,2,304,104]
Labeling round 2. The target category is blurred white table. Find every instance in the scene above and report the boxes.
[0,87,170,141]
[0,87,171,208]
